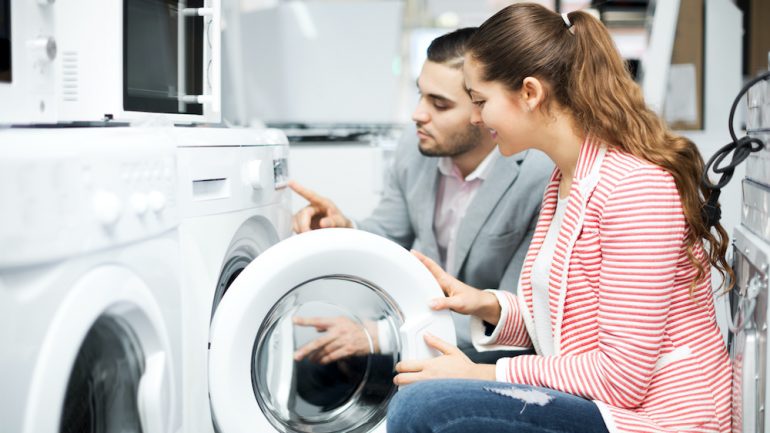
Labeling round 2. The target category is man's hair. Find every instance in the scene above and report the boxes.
[426,27,477,69]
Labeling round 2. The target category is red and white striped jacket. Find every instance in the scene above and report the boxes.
[472,137,731,433]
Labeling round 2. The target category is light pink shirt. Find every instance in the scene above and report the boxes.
[434,147,500,274]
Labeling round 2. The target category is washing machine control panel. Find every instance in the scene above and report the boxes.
[177,140,290,219]
[0,128,179,267]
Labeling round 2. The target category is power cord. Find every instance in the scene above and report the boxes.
[701,70,770,228]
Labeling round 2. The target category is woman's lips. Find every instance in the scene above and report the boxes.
[489,129,497,139]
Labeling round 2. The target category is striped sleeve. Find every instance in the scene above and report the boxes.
[471,290,532,349]
[497,167,686,409]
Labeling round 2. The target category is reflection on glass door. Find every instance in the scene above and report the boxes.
[252,276,403,433]
[60,316,145,433]
[0,0,10,82]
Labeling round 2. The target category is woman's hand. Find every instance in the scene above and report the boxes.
[413,250,502,325]
[393,334,496,385]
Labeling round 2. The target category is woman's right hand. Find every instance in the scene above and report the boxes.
[412,250,502,325]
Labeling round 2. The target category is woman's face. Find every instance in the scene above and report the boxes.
[463,56,535,157]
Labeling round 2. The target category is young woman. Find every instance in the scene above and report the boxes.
[387,3,732,433]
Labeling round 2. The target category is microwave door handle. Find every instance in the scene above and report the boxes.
[180,0,221,113]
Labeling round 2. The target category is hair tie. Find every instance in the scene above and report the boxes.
[561,12,573,28]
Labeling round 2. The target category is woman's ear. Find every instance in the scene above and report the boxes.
[521,77,545,112]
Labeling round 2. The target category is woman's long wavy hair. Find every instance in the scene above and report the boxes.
[467,3,732,292]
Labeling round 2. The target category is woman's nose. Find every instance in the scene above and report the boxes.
[470,106,483,126]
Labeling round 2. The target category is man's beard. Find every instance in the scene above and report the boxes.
[418,124,482,157]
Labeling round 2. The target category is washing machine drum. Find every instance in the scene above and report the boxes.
[208,228,457,433]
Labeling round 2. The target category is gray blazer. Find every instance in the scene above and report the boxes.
[357,137,553,348]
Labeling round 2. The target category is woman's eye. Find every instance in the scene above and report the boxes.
[473,100,485,107]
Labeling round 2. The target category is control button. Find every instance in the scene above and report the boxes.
[245,160,263,189]
[148,191,166,212]
[130,193,149,216]
[92,191,122,227]
[27,37,57,63]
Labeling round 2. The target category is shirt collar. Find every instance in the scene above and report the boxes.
[437,146,501,182]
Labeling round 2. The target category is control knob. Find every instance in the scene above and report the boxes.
[92,191,122,227]
[130,193,149,216]
[245,160,263,190]
[27,37,57,63]
[148,191,166,212]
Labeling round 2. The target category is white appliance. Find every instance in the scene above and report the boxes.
[174,127,456,433]
[0,127,183,433]
[0,0,220,125]
[173,127,292,433]
[221,0,402,125]
[0,0,58,124]
[207,228,457,433]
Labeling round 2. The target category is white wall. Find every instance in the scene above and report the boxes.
[288,143,388,222]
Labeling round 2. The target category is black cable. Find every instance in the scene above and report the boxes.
[701,70,770,228]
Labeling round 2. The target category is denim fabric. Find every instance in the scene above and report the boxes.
[387,379,609,433]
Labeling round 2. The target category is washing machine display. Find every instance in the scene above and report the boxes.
[209,228,456,433]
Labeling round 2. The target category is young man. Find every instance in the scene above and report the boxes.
[290,28,552,359]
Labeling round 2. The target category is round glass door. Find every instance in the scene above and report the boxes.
[60,315,145,433]
[252,275,402,433]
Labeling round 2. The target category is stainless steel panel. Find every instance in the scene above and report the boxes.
[746,132,770,187]
[731,226,770,433]
[747,79,769,132]
[742,179,770,239]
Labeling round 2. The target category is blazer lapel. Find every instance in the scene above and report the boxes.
[416,160,441,262]
[518,175,559,355]
[549,138,606,355]
[452,151,523,276]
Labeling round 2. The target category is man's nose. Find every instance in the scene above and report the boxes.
[411,100,430,124]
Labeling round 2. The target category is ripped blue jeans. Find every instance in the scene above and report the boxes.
[387,379,609,433]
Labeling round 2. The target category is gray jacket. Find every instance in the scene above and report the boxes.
[357,137,553,348]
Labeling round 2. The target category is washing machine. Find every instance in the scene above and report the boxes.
[0,127,182,433]
[173,126,293,433]
[174,127,456,433]
[207,228,457,433]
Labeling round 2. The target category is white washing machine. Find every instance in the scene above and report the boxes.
[173,127,293,433]
[207,228,457,433]
[174,127,457,433]
[0,127,183,433]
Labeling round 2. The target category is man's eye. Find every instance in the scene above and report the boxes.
[434,103,448,110]
[473,100,485,107]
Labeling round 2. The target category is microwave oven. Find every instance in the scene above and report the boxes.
[0,0,58,124]
[0,0,221,125]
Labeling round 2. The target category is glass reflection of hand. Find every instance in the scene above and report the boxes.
[292,316,379,364]
[412,250,502,326]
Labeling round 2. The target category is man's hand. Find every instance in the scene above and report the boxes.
[293,316,378,364]
[393,333,495,385]
[289,180,353,233]
[413,250,502,325]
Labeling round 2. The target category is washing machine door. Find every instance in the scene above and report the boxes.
[209,228,456,433]
[22,266,176,433]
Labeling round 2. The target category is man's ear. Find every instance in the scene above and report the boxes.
[521,77,545,112]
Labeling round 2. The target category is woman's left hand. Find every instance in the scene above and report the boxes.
[393,333,496,385]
